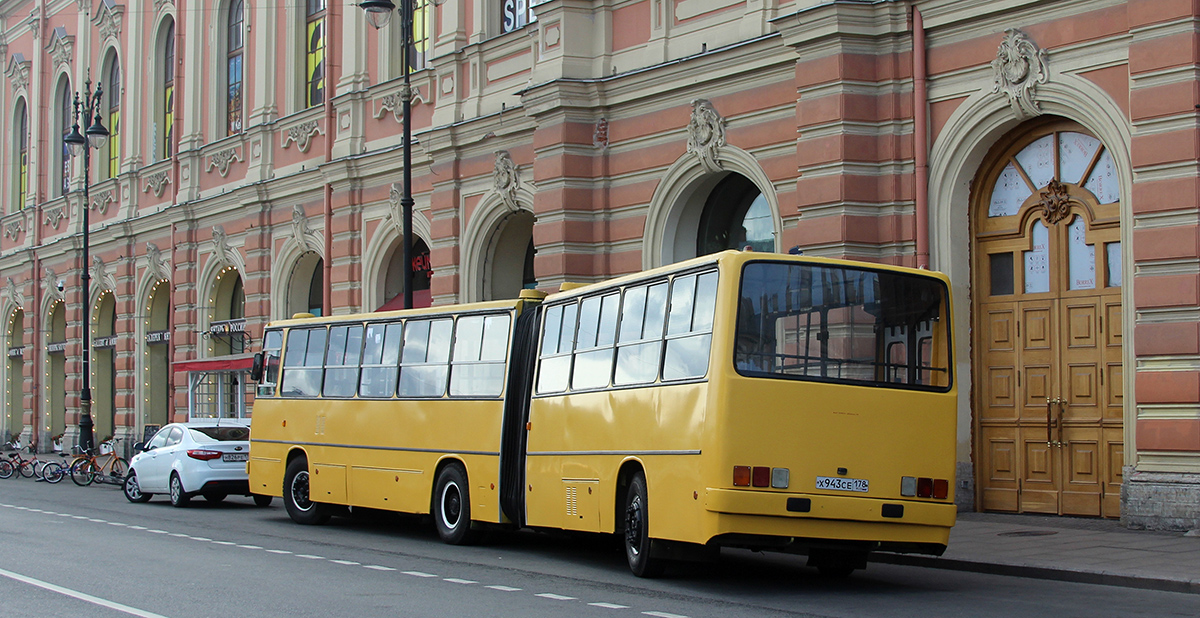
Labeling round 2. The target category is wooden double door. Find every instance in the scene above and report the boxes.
[973,123,1124,518]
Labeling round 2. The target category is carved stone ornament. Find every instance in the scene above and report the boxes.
[493,151,521,212]
[291,205,322,253]
[686,99,726,173]
[374,84,424,123]
[47,27,73,71]
[146,242,170,283]
[992,28,1050,120]
[154,0,176,10]
[93,0,125,43]
[6,53,31,93]
[386,182,405,232]
[91,255,116,293]
[1038,179,1074,225]
[3,277,24,310]
[44,205,66,229]
[212,225,238,269]
[90,190,115,214]
[3,217,24,240]
[282,120,323,153]
[144,170,172,197]
[44,267,64,303]
[207,148,242,178]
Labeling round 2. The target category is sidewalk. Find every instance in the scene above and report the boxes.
[873,512,1200,594]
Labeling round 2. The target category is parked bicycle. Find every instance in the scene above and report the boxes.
[71,438,128,486]
[35,453,78,484]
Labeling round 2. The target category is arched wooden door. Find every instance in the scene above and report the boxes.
[973,120,1123,518]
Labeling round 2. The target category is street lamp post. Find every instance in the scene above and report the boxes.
[361,0,414,310]
[64,78,110,454]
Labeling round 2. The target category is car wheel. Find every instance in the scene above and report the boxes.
[169,473,190,507]
[203,492,228,503]
[283,458,329,525]
[124,472,152,503]
[432,464,478,545]
[252,494,273,508]
[624,471,665,578]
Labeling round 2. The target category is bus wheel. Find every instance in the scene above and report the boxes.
[623,472,665,578]
[433,464,478,545]
[284,458,330,525]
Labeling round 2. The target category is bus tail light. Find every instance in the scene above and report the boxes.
[733,466,751,486]
[187,449,222,461]
[771,468,789,489]
[752,466,771,487]
[902,476,950,499]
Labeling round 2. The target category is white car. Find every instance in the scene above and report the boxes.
[124,423,271,508]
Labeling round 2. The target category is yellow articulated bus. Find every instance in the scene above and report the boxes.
[248,250,956,577]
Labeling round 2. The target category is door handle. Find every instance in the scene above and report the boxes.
[1055,397,1066,448]
[1045,397,1064,447]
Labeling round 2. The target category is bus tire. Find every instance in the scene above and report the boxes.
[433,464,478,545]
[623,471,665,578]
[252,494,273,508]
[284,458,330,525]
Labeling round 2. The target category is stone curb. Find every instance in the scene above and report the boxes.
[870,553,1200,595]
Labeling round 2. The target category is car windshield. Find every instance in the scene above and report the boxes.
[187,426,250,443]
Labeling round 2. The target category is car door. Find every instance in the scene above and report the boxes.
[140,426,181,492]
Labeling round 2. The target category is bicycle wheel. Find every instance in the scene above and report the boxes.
[18,460,36,478]
[72,460,97,486]
[107,458,127,484]
[41,461,66,484]
[0,459,13,479]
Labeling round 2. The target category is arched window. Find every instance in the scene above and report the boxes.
[305,0,326,107]
[105,58,121,180]
[16,101,29,210]
[697,174,775,255]
[163,20,176,157]
[59,82,73,197]
[227,1,244,135]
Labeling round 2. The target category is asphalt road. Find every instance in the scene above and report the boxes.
[1,478,1197,618]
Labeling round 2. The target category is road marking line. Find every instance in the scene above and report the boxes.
[536,593,576,600]
[88,518,106,523]
[191,537,211,542]
[487,585,521,592]
[266,549,293,555]
[169,533,188,537]
[643,612,689,618]
[237,545,263,550]
[297,554,325,560]
[590,603,630,609]
[0,566,169,618]
[403,571,437,578]
[444,578,476,584]
[211,541,235,545]
[147,529,168,534]
[331,560,360,566]
[363,565,396,571]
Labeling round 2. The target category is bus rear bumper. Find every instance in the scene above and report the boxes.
[704,488,954,553]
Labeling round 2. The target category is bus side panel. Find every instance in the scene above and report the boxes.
[525,383,708,540]
[248,399,289,497]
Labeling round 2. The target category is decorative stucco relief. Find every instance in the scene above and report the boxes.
[211,225,241,269]
[44,205,66,229]
[44,267,64,304]
[93,1,125,44]
[281,120,323,153]
[207,148,242,178]
[3,277,25,310]
[146,242,171,283]
[7,53,31,93]
[47,27,73,71]
[992,28,1050,119]
[687,99,725,173]
[374,84,425,123]
[493,151,521,213]
[144,171,171,197]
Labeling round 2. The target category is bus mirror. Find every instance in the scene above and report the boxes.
[250,352,264,382]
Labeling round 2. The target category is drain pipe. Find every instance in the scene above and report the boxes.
[322,2,341,316]
[913,6,930,269]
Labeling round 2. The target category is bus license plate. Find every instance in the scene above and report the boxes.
[815,476,868,493]
[223,453,249,462]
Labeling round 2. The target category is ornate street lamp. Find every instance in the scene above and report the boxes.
[63,77,110,454]
[361,0,414,309]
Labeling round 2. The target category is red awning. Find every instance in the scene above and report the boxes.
[375,289,433,312]
[174,353,257,373]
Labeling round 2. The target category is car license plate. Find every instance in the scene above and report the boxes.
[223,453,249,462]
[815,476,868,493]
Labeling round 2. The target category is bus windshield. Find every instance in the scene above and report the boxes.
[736,261,951,390]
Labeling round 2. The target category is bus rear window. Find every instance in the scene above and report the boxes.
[736,262,951,390]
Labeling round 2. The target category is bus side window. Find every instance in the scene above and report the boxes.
[450,313,511,397]
[536,303,575,394]
[257,330,283,397]
[663,271,717,381]
[615,282,667,385]
[324,324,364,397]
[359,322,402,398]
[281,327,326,397]
[572,293,618,390]
[399,318,452,397]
